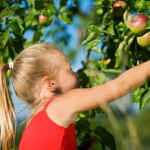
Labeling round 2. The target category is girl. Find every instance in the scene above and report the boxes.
[0,43,150,150]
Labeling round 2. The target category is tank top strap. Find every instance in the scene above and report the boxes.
[44,96,55,110]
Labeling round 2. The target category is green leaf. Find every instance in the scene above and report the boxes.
[89,72,106,86]
[115,33,135,68]
[0,7,14,18]
[95,126,116,150]
[33,30,44,42]
[94,0,104,5]
[11,4,20,12]
[134,1,150,12]
[132,87,146,103]
[114,41,126,68]
[123,10,133,28]
[140,89,150,109]
[102,12,110,24]
[107,24,115,35]
[8,18,24,36]
[85,39,101,50]
[0,30,10,49]
[82,32,95,45]
[88,25,102,34]
[47,4,57,13]
[91,142,105,150]
[58,13,72,24]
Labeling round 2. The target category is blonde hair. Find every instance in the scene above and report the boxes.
[0,43,62,150]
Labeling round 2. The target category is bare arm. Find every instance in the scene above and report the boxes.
[61,61,150,112]
[48,61,150,126]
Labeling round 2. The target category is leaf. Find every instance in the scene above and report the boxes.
[102,12,110,24]
[95,126,116,150]
[58,13,72,24]
[94,0,104,5]
[123,10,133,28]
[82,25,104,45]
[115,33,135,68]
[88,25,102,34]
[124,35,135,52]
[8,18,24,36]
[82,32,95,45]
[0,30,10,49]
[92,141,105,150]
[11,4,20,12]
[89,72,106,86]
[114,41,126,68]
[134,1,150,12]
[140,89,150,109]
[107,24,115,35]
[0,7,14,18]
[132,87,146,103]
[33,30,44,42]
[85,39,101,50]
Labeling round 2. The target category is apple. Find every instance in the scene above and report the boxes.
[129,14,148,35]
[113,0,127,18]
[137,32,150,47]
[38,15,47,24]
[113,0,127,8]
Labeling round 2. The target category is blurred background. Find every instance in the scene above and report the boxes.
[1,0,150,149]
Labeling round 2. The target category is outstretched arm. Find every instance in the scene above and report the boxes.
[62,60,150,111]
[48,61,150,126]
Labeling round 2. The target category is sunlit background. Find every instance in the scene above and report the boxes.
[4,0,150,149]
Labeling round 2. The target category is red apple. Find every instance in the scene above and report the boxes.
[113,0,127,18]
[129,14,148,35]
[113,0,127,8]
[38,15,47,24]
[137,32,150,47]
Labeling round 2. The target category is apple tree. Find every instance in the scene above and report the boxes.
[1,0,150,149]
[81,0,150,109]
[78,0,150,149]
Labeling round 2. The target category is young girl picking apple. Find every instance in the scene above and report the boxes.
[0,43,150,150]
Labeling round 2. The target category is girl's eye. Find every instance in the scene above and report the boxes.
[70,68,73,71]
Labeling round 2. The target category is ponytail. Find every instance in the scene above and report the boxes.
[0,64,16,150]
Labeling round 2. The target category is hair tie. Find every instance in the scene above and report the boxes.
[8,62,14,70]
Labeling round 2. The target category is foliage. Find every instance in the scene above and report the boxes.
[1,0,150,149]
[82,0,150,109]
[79,0,150,149]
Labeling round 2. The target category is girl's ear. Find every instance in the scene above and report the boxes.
[41,76,56,92]
[48,80,55,88]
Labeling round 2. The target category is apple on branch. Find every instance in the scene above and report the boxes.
[137,32,150,47]
[38,15,47,24]
[129,14,148,35]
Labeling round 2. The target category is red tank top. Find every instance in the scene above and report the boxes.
[19,97,77,150]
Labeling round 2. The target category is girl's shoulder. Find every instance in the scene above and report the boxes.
[46,95,78,128]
